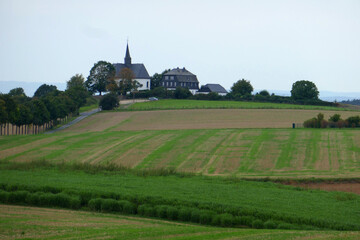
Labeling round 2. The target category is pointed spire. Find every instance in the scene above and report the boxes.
[124,43,131,66]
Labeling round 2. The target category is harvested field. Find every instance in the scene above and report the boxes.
[2,205,359,240]
[1,128,359,178]
[286,182,360,195]
[64,109,358,132]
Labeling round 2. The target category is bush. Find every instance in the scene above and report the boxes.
[121,200,136,214]
[138,204,156,217]
[264,220,277,229]
[8,191,29,204]
[252,219,264,229]
[190,209,200,223]
[174,87,192,99]
[155,205,168,218]
[178,207,192,222]
[199,210,215,225]
[219,213,235,227]
[166,206,178,220]
[99,93,119,110]
[0,190,9,203]
[88,198,102,211]
[238,215,255,226]
[101,198,121,212]
[278,223,294,229]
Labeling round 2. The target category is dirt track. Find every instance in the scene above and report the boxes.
[285,182,360,195]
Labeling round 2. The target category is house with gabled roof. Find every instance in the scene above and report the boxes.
[160,67,199,95]
[197,84,228,96]
[113,44,151,90]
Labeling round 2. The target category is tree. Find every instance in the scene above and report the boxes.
[66,74,89,108]
[150,69,170,89]
[259,90,270,96]
[29,99,50,133]
[99,93,119,110]
[34,84,58,98]
[86,61,115,95]
[291,80,319,100]
[8,87,26,97]
[0,96,8,135]
[231,79,253,96]
[174,87,192,99]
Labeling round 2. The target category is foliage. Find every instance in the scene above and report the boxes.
[231,79,253,96]
[291,80,319,100]
[34,84,58,98]
[29,99,50,126]
[99,93,119,110]
[8,87,26,97]
[86,61,115,95]
[174,87,192,99]
[1,168,360,231]
[150,69,169,89]
[66,74,89,108]
[304,113,360,128]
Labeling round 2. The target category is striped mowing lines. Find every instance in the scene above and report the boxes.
[0,129,359,177]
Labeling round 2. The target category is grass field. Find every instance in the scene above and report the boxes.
[63,109,358,131]
[1,128,359,178]
[125,99,348,111]
[0,168,359,230]
[2,205,359,240]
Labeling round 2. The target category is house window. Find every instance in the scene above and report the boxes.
[165,76,169,80]
[170,76,174,80]
[146,81,149,88]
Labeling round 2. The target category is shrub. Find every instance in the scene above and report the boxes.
[8,191,29,204]
[219,213,234,227]
[199,210,215,225]
[346,116,360,128]
[252,219,264,229]
[238,215,255,226]
[264,220,277,229]
[0,190,9,203]
[138,204,155,217]
[190,209,200,223]
[101,198,121,212]
[88,198,102,211]
[155,205,168,219]
[166,206,179,220]
[178,207,192,222]
[122,200,136,214]
[278,223,294,229]
[99,93,119,110]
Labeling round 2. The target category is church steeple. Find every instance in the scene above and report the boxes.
[124,43,132,67]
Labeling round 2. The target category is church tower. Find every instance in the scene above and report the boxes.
[124,43,132,67]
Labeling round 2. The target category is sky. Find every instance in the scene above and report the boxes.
[0,0,359,94]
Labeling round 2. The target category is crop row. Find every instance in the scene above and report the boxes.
[0,184,358,231]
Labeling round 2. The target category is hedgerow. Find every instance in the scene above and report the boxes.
[0,183,359,231]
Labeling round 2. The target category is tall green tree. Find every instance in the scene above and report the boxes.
[34,84,58,98]
[66,74,89,108]
[150,69,170,89]
[0,96,8,135]
[231,79,253,96]
[86,61,115,95]
[291,80,319,100]
[8,87,26,97]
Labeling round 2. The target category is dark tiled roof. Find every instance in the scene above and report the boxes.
[199,84,228,94]
[163,67,199,83]
[113,63,150,79]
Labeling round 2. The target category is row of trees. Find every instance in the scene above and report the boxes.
[0,74,93,135]
[303,113,360,128]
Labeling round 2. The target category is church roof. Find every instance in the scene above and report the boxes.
[113,63,150,79]
[113,43,150,79]
[199,84,228,94]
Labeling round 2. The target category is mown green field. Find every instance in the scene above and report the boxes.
[126,99,347,111]
[1,128,359,177]
[0,168,359,231]
[2,205,359,240]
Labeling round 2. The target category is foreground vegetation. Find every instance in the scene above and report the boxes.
[0,166,359,231]
[3,205,360,240]
[126,99,347,111]
[1,128,359,177]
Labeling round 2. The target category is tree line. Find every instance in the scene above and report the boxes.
[0,74,93,135]
[303,113,360,128]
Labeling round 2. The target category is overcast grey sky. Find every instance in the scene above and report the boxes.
[0,0,359,93]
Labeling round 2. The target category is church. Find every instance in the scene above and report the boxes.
[113,44,151,91]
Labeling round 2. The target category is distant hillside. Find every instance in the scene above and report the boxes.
[0,81,66,97]
[341,99,360,106]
